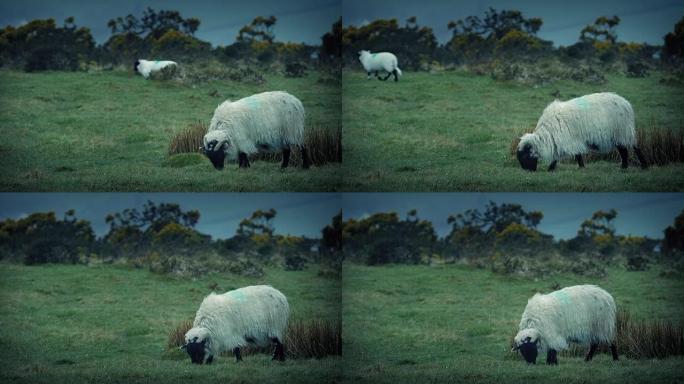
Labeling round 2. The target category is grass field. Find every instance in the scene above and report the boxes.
[0,263,341,383]
[342,69,684,191]
[0,69,341,191]
[342,263,684,384]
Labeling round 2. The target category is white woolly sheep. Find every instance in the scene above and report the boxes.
[358,50,402,82]
[134,59,178,79]
[512,284,619,365]
[516,92,648,171]
[200,91,311,170]
[182,285,290,364]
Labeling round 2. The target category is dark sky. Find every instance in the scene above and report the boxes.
[343,0,684,46]
[0,193,341,239]
[0,0,340,46]
[0,193,681,240]
[342,193,684,239]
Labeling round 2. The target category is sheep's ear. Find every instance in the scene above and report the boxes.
[180,343,188,350]
[511,345,519,352]
[199,145,205,154]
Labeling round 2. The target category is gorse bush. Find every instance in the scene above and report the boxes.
[167,317,342,359]
[168,121,342,166]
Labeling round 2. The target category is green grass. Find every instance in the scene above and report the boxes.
[0,69,341,191]
[0,263,341,383]
[342,70,684,191]
[342,263,684,383]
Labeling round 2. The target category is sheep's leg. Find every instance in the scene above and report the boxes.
[585,343,598,361]
[546,349,558,365]
[281,147,291,168]
[234,347,243,362]
[367,71,372,80]
[616,145,629,168]
[206,355,214,365]
[393,69,399,82]
[610,344,619,361]
[301,147,311,169]
[271,338,285,361]
[547,160,557,172]
[380,72,391,81]
[575,154,585,168]
[633,146,648,169]
[238,152,250,168]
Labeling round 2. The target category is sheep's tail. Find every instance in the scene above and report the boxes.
[395,67,402,76]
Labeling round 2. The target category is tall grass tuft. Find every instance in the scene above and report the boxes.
[509,308,684,360]
[510,124,684,166]
[167,317,342,359]
[168,121,207,156]
[168,121,342,166]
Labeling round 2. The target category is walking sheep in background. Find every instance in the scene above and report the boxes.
[512,284,619,365]
[516,92,648,171]
[182,285,290,364]
[201,91,311,170]
[133,59,178,79]
[358,50,402,82]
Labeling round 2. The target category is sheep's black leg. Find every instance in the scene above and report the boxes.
[585,343,598,361]
[281,148,291,168]
[272,338,285,361]
[393,69,398,82]
[234,347,243,362]
[206,355,214,365]
[238,152,250,168]
[548,160,558,172]
[380,72,391,81]
[546,349,558,365]
[616,145,629,168]
[367,71,371,80]
[301,147,311,169]
[633,146,648,169]
[610,344,619,361]
[575,154,585,168]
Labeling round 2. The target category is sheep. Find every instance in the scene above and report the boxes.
[512,284,619,365]
[358,50,402,82]
[133,59,178,79]
[200,91,311,170]
[181,285,290,364]
[516,92,648,171]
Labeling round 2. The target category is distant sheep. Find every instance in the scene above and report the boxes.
[182,285,290,364]
[134,59,178,79]
[201,91,311,170]
[358,50,402,82]
[512,284,619,365]
[516,92,648,171]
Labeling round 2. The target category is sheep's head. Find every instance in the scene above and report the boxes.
[201,131,228,170]
[134,60,140,74]
[512,329,541,364]
[182,327,214,365]
[516,133,539,172]
[358,50,370,59]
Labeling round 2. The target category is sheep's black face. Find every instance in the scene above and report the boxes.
[185,339,207,364]
[517,144,538,172]
[134,60,140,73]
[204,140,226,170]
[519,339,538,364]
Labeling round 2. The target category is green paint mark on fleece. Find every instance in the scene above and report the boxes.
[242,95,261,110]
[550,290,572,306]
[572,96,591,110]
[372,53,378,58]
[227,289,248,302]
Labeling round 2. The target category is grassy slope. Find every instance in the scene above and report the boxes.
[342,263,684,384]
[0,70,341,191]
[342,70,684,191]
[0,264,341,384]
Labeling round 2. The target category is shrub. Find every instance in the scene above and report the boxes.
[25,47,79,72]
[284,62,307,78]
[168,121,207,156]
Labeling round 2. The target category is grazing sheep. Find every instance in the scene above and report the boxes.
[134,59,178,79]
[512,284,619,365]
[516,92,648,171]
[200,91,311,170]
[358,50,402,82]
[182,285,290,364]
